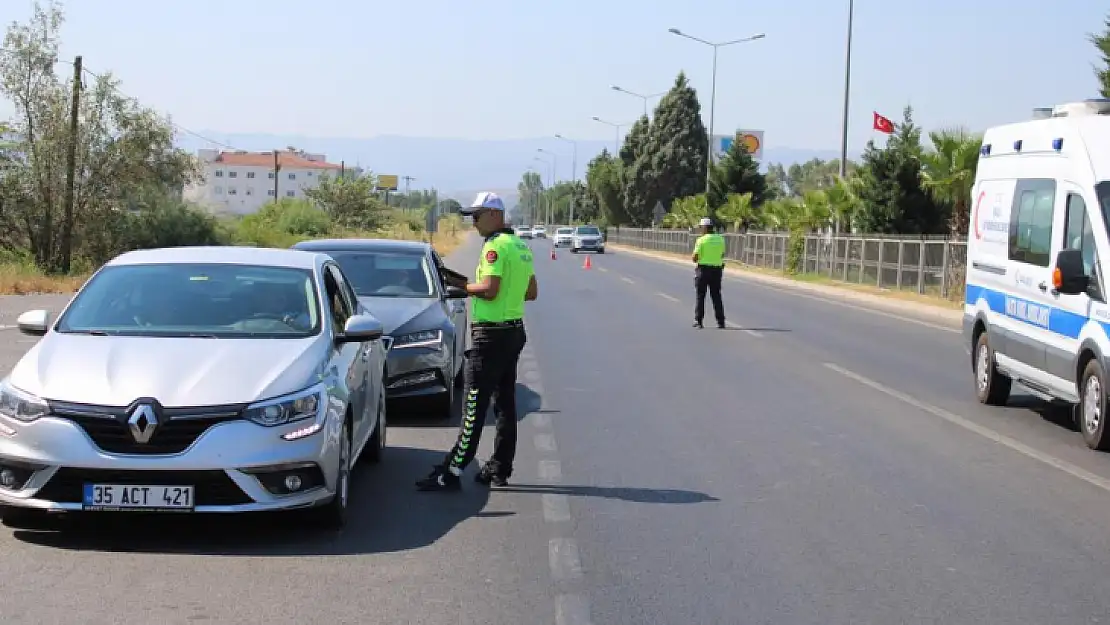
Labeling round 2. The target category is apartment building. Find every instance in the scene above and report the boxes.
[185,149,344,215]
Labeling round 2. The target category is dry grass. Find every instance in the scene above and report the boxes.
[0,215,468,296]
[608,243,963,311]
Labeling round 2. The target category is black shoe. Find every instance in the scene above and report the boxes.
[717,321,726,329]
[693,321,703,329]
[416,465,461,492]
[475,461,510,487]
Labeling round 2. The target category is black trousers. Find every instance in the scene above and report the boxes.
[444,324,527,476]
[694,265,725,325]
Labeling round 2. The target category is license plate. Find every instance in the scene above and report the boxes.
[82,484,195,512]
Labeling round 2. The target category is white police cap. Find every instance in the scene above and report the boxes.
[461,191,505,215]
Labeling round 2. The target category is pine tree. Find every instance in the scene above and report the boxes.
[1091,13,1110,98]
[708,137,768,209]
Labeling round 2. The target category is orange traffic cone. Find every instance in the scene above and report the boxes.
[550,248,557,260]
[583,255,592,270]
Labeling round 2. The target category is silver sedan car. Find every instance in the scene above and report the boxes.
[0,247,388,529]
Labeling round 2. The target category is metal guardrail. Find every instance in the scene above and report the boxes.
[605,228,968,301]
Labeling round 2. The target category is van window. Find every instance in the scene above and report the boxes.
[1063,194,1097,276]
[1008,179,1056,267]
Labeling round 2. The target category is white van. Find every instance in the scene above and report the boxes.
[965,99,1110,449]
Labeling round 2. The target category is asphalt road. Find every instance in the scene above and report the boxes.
[6,236,1110,623]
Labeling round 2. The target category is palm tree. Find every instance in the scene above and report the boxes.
[921,128,982,238]
[715,192,754,231]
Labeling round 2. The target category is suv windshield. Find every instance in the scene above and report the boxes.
[56,263,321,338]
[326,251,436,298]
[576,226,601,235]
[557,228,573,234]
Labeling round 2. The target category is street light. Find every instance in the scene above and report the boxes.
[838,0,853,182]
[668,28,765,195]
[554,134,578,224]
[610,85,667,117]
[592,116,636,154]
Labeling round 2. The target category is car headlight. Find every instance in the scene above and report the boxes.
[0,379,48,423]
[391,330,443,349]
[244,384,326,427]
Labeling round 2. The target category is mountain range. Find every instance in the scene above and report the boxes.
[176,132,848,209]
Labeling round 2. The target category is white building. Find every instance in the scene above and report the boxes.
[185,149,344,215]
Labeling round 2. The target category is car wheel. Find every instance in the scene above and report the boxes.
[598,248,606,254]
[311,416,352,529]
[1080,358,1110,451]
[364,385,386,464]
[973,331,1011,406]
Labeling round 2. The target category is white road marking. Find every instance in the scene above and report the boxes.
[620,276,635,284]
[657,292,680,303]
[726,321,762,338]
[548,538,584,581]
[542,493,572,523]
[555,594,593,625]
[538,459,563,482]
[823,362,1110,493]
[597,267,609,273]
[534,433,558,453]
[532,412,552,429]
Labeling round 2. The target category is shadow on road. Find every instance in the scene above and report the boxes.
[1006,393,1079,432]
[718,327,791,333]
[8,445,501,556]
[496,483,718,505]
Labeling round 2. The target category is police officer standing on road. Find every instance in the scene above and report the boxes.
[692,217,726,329]
[417,192,538,492]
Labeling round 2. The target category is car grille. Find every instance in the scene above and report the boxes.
[35,468,253,506]
[48,401,243,455]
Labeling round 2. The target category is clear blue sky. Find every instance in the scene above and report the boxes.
[1,0,1106,151]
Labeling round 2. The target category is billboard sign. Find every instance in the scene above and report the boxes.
[376,174,399,191]
[712,130,764,161]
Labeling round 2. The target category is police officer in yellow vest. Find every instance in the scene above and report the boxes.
[417,191,537,492]
[692,217,726,329]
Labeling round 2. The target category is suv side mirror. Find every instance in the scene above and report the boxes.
[1054,249,1090,295]
[444,286,468,299]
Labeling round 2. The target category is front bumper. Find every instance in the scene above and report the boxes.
[385,342,452,400]
[0,412,344,513]
[573,239,604,250]
[554,238,573,247]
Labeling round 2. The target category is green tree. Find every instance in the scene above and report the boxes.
[921,128,982,237]
[304,173,389,230]
[585,150,629,226]
[0,0,201,272]
[1091,12,1110,98]
[852,106,947,235]
[517,170,544,223]
[708,137,768,209]
[624,72,708,225]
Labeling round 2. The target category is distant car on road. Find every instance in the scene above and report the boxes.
[292,239,468,419]
[515,226,534,240]
[532,225,547,239]
[0,246,388,528]
[571,225,605,254]
[553,227,574,248]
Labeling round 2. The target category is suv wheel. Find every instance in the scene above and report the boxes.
[1080,358,1110,450]
[973,331,1011,406]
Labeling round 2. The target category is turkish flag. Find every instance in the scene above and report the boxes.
[873,112,895,134]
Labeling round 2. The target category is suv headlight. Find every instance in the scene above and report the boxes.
[391,330,442,349]
[0,379,48,423]
[244,384,326,427]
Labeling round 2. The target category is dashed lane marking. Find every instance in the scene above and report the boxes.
[657,292,680,303]
[556,594,593,625]
[823,362,1110,494]
[534,432,558,453]
[548,537,584,581]
[726,321,763,338]
[542,493,572,523]
[620,276,635,284]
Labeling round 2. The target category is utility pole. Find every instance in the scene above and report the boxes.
[836,0,855,237]
[402,175,416,214]
[273,149,281,200]
[59,55,82,273]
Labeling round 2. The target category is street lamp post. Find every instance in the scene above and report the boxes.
[839,0,853,182]
[554,134,578,224]
[610,85,666,118]
[667,28,765,196]
[592,116,635,154]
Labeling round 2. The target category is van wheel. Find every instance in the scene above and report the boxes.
[1079,359,1110,451]
[974,332,1011,406]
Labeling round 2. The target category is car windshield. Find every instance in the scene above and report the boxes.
[56,263,321,338]
[326,250,437,298]
[557,228,573,234]
[576,226,601,235]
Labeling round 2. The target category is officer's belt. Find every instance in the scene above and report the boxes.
[472,319,524,329]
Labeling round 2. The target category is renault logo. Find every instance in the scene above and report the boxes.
[127,403,160,444]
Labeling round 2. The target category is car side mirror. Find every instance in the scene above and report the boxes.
[17,309,50,336]
[1054,249,1090,295]
[444,286,468,299]
[336,313,384,344]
